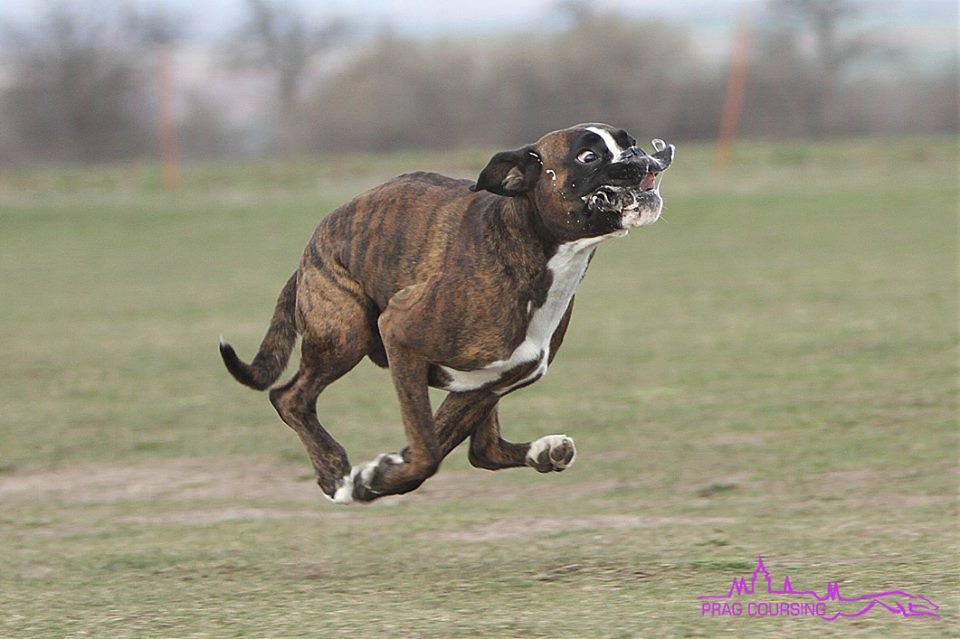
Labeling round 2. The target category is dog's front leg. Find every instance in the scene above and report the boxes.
[332,284,444,502]
[468,409,576,473]
[384,338,442,484]
[336,343,440,502]
[434,391,499,457]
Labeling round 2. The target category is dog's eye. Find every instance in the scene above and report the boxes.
[576,149,600,164]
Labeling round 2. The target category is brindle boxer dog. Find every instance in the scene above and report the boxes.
[220,123,675,504]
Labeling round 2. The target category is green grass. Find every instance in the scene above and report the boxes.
[1,137,957,638]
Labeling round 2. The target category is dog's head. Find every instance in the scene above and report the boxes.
[472,123,675,242]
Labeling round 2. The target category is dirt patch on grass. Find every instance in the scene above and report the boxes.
[701,432,775,447]
[0,457,313,504]
[415,469,623,503]
[0,455,626,511]
[531,561,655,583]
[426,514,736,543]
[120,507,334,527]
[0,458,626,506]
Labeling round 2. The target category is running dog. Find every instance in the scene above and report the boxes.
[220,123,675,503]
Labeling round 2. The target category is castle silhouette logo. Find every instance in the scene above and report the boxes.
[698,555,940,621]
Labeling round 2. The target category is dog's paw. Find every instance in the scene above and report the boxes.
[329,453,403,504]
[526,435,576,473]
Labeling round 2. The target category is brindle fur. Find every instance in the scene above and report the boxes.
[220,123,673,503]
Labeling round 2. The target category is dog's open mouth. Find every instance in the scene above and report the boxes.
[585,138,674,228]
[585,176,663,228]
[586,185,662,229]
[587,176,657,214]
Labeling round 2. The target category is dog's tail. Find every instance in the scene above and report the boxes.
[219,272,298,391]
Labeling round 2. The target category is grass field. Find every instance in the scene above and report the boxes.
[1,137,957,638]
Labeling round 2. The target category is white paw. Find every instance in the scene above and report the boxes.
[326,453,403,505]
[329,471,358,505]
[526,435,576,473]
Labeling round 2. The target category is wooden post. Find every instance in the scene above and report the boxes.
[715,8,754,171]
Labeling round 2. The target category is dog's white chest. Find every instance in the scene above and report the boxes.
[440,235,611,395]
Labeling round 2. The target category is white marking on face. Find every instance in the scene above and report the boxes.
[440,233,616,394]
[526,434,576,469]
[586,126,625,159]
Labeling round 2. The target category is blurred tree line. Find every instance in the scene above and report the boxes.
[0,0,955,164]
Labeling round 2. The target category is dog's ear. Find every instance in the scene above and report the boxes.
[471,145,542,196]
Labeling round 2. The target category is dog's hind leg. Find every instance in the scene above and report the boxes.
[468,408,576,473]
[270,365,353,500]
[269,265,379,503]
[271,331,377,501]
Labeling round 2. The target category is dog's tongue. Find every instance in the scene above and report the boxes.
[640,171,656,191]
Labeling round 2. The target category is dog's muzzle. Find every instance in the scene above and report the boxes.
[586,139,675,227]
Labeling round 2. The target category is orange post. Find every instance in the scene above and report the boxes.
[716,8,754,171]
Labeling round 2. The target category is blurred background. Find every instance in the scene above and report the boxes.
[0,0,956,166]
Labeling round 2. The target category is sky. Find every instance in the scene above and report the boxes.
[3,0,753,38]
[312,0,753,36]
[3,0,954,40]
[1,0,954,66]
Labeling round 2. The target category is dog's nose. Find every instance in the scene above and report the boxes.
[619,141,674,172]
[649,139,675,172]
[618,146,665,174]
